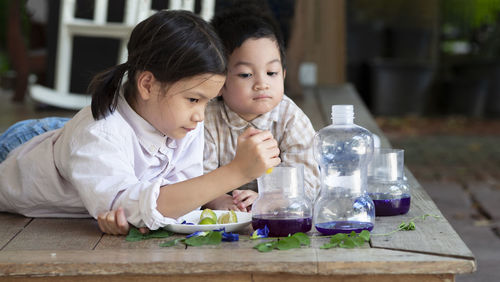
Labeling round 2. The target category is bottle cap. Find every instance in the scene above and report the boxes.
[331,105,354,124]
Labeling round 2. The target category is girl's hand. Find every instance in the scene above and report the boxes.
[97,207,149,235]
[203,194,244,211]
[232,189,258,212]
[232,127,280,181]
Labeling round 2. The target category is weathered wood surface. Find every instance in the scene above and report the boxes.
[0,84,475,280]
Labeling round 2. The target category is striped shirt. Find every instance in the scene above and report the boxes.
[203,95,320,201]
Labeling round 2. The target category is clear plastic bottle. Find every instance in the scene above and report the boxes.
[313,105,375,235]
[252,166,312,237]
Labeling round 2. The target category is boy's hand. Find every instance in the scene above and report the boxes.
[203,194,244,211]
[232,189,258,212]
[232,127,280,181]
[97,207,149,235]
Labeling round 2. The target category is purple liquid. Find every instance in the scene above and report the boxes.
[369,193,411,216]
[315,221,374,235]
[252,215,312,237]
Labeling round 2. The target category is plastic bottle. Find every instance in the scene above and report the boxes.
[313,105,375,235]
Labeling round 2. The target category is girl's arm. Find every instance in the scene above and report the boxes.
[156,127,279,218]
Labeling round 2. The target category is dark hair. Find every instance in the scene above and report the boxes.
[89,10,226,120]
[210,3,286,69]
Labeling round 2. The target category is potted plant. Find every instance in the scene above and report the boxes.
[441,0,500,117]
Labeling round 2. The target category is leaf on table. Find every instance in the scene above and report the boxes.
[291,232,310,246]
[277,237,300,250]
[126,227,173,242]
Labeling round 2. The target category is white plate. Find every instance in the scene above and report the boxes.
[164,210,252,234]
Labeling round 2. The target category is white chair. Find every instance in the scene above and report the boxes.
[30,0,215,110]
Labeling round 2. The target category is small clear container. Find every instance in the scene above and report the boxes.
[252,165,312,237]
[367,148,410,216]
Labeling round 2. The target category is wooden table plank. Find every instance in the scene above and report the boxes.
[0,244,474,277]
[4,218,102,251]
[0,213,31,250]
[370,171,475,259]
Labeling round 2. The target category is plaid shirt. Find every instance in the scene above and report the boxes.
[203,95,320,201]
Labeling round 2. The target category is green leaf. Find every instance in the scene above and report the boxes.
[125,227,145,242]
[339,238,356,249]
[146,229,174,239]
[185,231,222,246]
[254,241,276,252]
[399,221,416,231]
[330,233,346,244]
[125,227,173,242]
[291,232,310,246]
[320,243,336,249]
[359,230,370,241]
[206,230,222,245]
[184,235,206,246]
[277,237,300,250]
[352,236,366,246]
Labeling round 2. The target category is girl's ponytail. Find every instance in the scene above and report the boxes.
[89,63,128,120]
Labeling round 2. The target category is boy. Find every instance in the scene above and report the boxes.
[201,5,319,212]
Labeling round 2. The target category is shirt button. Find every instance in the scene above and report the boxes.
[149,145,156,152]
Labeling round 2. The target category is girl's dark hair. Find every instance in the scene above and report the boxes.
[89,10,226,120]
[210,3,286,69]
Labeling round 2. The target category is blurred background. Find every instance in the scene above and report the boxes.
[0,1,499,281]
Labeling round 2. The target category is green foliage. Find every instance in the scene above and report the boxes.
[125,227,173,242]
[185,231,222,246]
[372,214,440,237]
[160,231,223,248]
[442,0,500,29]
[320,230,371,249]
[253,232,310,252]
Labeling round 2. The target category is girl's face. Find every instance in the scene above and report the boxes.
[221,37,285,121]
[135,73,225,139]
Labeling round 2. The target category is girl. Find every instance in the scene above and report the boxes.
[0,10,280,231]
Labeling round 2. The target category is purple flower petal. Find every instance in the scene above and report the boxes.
[186,231,208,238]
[221,232,239,242]
[251,225,269,239]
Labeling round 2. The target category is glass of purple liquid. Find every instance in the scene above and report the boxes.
[252,166,312,237]
[252,215,312,237]
[367,148,411,216]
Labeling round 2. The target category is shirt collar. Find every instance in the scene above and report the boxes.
[220,100,281,131]
[117,94,176,155]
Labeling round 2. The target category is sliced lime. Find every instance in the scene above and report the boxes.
[217,210,238,224]
[199,217,216,225]
[200,208,217,222]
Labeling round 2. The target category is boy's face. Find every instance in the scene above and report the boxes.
[221,37,285,121]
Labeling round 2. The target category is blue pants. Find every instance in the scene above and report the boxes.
[0,117,70,163]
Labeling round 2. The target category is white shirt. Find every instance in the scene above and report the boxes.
[0,95,204,230]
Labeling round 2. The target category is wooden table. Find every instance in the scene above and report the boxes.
[0,85,475,281]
